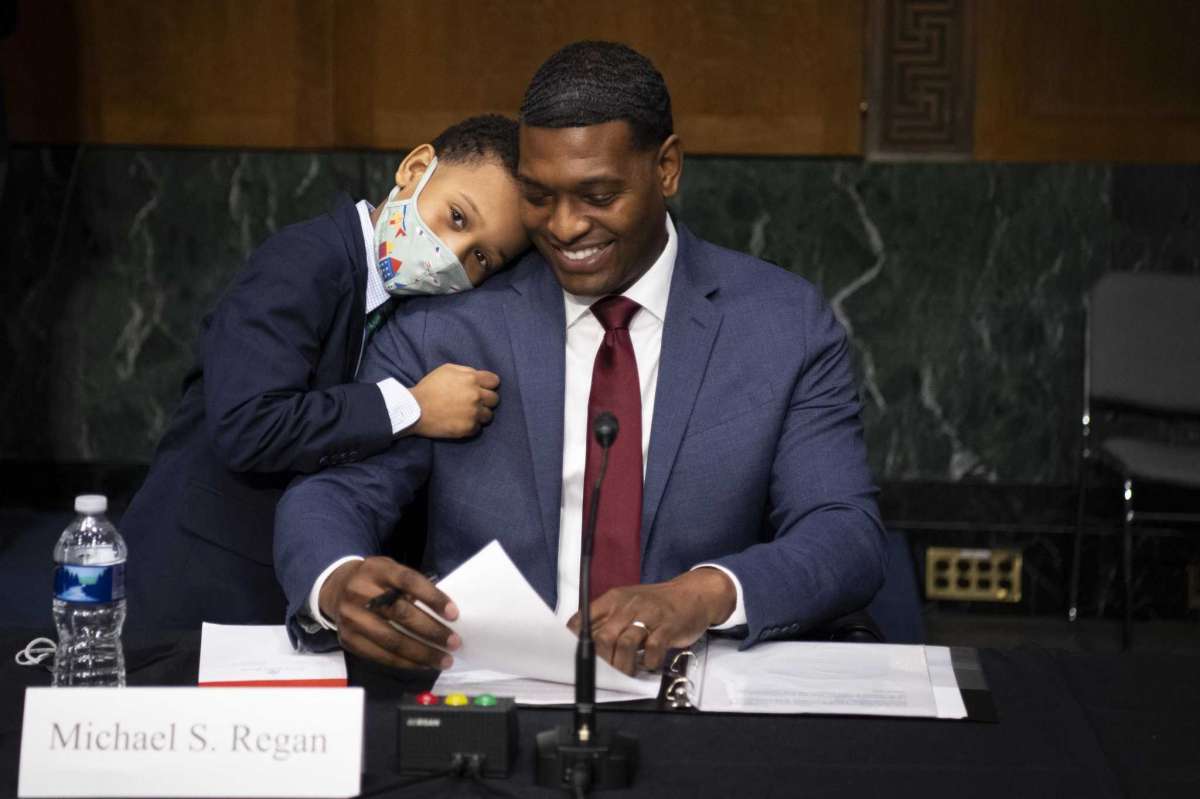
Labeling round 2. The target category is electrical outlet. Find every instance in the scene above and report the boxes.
[925,547,1022,603]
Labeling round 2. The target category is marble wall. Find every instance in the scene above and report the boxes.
[2,146,1198,484]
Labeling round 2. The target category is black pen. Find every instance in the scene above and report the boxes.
[364,587,403,611]
[364,573,440,612]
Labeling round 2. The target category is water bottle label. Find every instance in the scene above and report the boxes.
[53,563,126,603]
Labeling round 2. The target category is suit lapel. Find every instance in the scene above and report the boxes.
[642,225,722,555]
[503,259,567,569]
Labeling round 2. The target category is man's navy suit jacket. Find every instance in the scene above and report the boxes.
[122,196,395,629]
[276,221,887,649]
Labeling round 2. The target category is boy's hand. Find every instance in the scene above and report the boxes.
[408,363,499,438]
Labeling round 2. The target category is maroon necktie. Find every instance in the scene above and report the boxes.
[584,296,644,601]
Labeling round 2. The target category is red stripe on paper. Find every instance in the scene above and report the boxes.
[198,678,347,688]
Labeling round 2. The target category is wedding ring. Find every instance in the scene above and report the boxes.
[631,621,652,672]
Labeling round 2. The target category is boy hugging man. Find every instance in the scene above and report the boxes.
[120,115,529,631]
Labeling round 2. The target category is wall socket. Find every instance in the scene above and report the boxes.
[925,547,1022,603]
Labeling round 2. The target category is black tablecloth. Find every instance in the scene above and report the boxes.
[3,628,1197,798]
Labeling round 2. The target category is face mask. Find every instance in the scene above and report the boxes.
[374,158,473,296]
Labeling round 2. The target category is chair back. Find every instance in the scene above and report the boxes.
[1088,272,1200,415]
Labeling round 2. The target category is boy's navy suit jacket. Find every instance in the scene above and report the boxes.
[122,195,395,629]
[276,221,887,649]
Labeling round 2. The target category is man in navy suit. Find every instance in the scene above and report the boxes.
[121,116,529,630]
[275,42,886,676]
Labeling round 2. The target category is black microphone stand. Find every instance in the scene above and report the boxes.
[536,412,638,794]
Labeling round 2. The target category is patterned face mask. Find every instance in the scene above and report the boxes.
[373,158,472,296]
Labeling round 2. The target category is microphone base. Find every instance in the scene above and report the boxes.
[534,724,638,792]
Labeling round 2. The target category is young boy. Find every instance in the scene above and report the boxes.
[120,115,529,631]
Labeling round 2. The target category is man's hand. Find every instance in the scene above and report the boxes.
[566,568,736,676]
[408,364,500,438]
[319,557,461,670]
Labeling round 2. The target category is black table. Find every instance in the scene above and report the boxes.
[3,629,1197,798]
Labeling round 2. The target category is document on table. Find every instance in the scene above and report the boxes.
[691,636,966,718]
[427,541,660,703]
[435,671,650,706]
[424,540,972,717]
[198,623,347,687]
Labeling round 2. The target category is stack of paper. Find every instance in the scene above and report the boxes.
[198,623,347,687]
[694,637,967,718]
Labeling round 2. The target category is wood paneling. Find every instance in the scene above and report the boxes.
[975,0,1200,161]
[2,0,864,155]
[3,0,335,148]
[12,1,1197,160]
[335,0,864,155]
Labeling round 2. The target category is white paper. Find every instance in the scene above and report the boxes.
[19,687,363,798]
[427,541,659,701]
[199,623,346,686]
[434,669,648,706]
[925,645,969,719]
[696,638,941,717]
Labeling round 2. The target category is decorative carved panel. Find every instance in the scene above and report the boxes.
[865,0,976,160]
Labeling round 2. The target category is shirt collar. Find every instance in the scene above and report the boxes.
[356,200,391,315]
[562,214,678,329]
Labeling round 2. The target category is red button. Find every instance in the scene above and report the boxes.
[415,692,439,705]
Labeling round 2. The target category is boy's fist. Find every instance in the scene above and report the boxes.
[409,363,499,438]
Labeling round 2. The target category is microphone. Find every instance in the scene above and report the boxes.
[575,412,618,744]
[536,410,638,794]
[592,411,618,449]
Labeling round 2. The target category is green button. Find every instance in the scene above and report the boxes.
[473,694,498,707]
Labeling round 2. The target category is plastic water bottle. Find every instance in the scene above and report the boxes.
[52,494,127,687]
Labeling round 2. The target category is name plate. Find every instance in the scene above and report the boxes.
[19,687,363,798]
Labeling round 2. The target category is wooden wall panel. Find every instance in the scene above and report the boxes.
[335,0,864,155]
[2,0,864,155]
[3,0,335,148]
[975,0,1200,161]
[7,0,1200,160]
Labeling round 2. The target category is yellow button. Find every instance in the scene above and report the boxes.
[444,693,469,707]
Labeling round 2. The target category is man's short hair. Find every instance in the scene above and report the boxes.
[520,41,673,151]
[431,114,520,176]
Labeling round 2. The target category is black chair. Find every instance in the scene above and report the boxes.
[1067,272,1200,649]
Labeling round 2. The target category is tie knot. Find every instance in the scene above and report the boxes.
[590,296,641,332]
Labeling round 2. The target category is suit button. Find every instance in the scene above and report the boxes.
[318,456,329,467]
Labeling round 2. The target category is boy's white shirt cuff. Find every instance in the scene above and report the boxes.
[377,378,421,435]
[307,555,366,631]
[691,563,748,629]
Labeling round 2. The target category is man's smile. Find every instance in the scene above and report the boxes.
[547,240,615,273]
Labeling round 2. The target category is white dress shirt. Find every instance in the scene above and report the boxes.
[554,215,746,628]
[307,214,747,631]
[356,200,421,434]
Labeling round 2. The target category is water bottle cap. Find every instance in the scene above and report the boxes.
[74,494,108,514]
